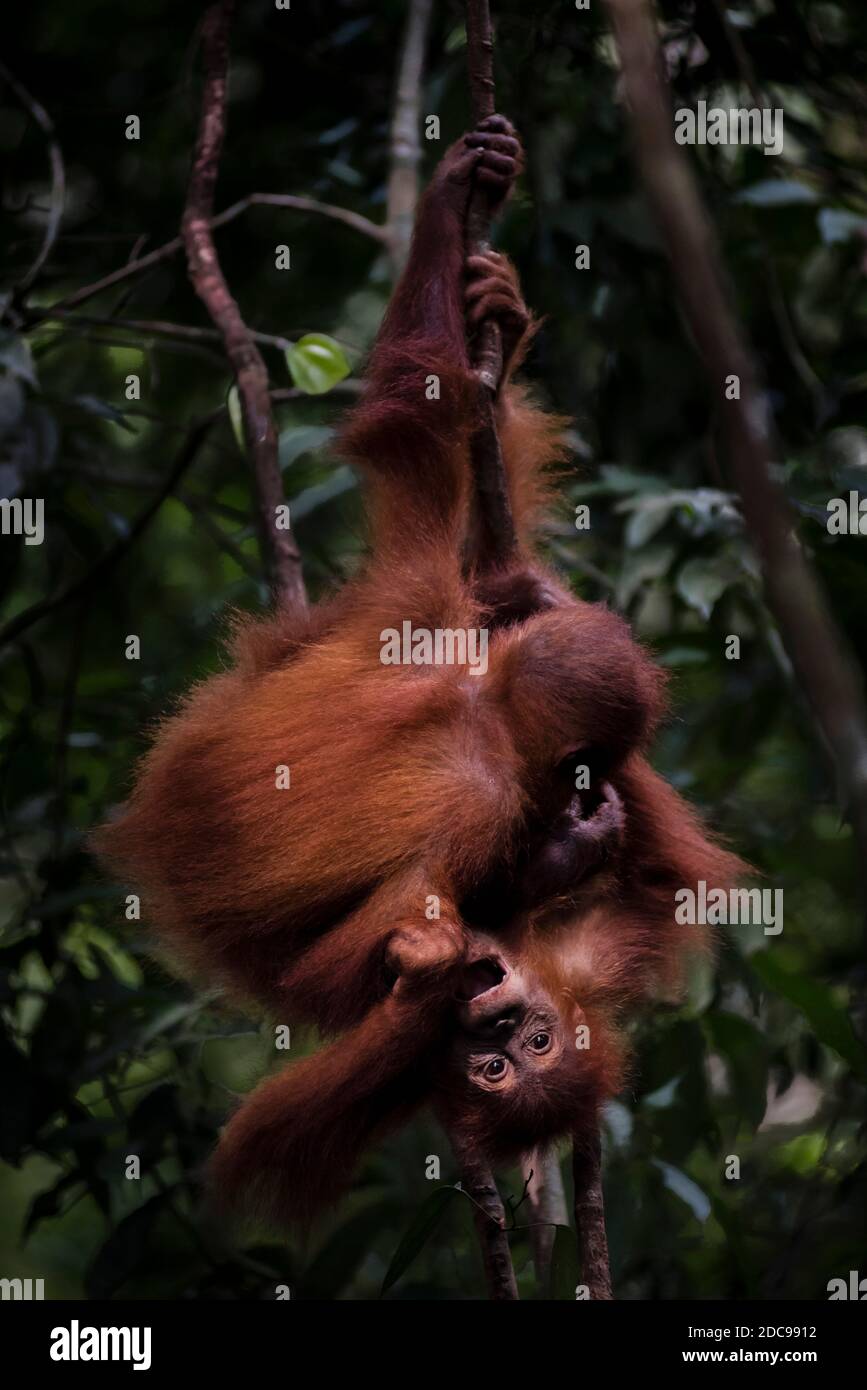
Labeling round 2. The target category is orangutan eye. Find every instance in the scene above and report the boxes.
[483,1057,509,1080]
[528,1031,552,1053]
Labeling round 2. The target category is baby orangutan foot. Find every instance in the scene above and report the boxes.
[465,250,532,374]
[386,924,465,997]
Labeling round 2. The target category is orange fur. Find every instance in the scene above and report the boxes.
[93,122,746,1229]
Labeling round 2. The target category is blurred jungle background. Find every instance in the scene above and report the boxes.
[1,0,866,1301]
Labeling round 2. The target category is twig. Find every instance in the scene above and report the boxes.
[0,59,65,294]
[604,0,867,930]
[176,488,261,580]
[239,192,386,244]
[272,379,363,403]
[33,322,228,370]
[0,412,218,649]
[464,0,517,569]
[36,308,293,354]
[524,1148,568,1287]
[572,1128,613,1300]
[182,0,305,611]
[27,193,385,327]
[386,0,434,274]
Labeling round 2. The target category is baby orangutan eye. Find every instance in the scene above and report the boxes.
[527,1031,552,1053]
[483,1056,509,1081]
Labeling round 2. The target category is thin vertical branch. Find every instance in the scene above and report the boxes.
[604,0,867,929]
[464,0,503,393]
[383,0,518,1303]
[572,1130,613,1300]
[524,1148,568,1287]
[182,0,306,611]
[454,1146,519,1300]
[387,0,434,274]
[438,0,521,1302]
[464,0,517,570]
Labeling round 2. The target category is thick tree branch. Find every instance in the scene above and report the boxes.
[386,0,433,275]
[182,0,305,611]
[605,0,867,925]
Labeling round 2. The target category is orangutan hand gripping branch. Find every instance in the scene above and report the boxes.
[94,118,744,1229]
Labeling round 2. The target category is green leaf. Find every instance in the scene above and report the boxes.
[227,384,245,452]
[24,1172,85,1238]
[290,464,358,520]
[735,180,819,207]
[285,333,350,395]
[278,424,333,470]
[381,1185,465,1294]
[771,1132,826,1176]
[622,496,673,548]
[599,463,667,495]
[652,1160,711,1222]
[750,952,867,1077]
[0,330,37,386]
[615,543,675,608]
[658,646,709,667]
[676,555,737,619]
[200,1033,269,1093]
[710,1195,756,1292]
[818,208,867,246]
[85,1194,167,1299]
[121,1087,180,1164]
[548,1223,581,1299]
[0,375,24,435]
[705,1011,769,1129]
[302,1200,393,1299]
[71,394,137,432]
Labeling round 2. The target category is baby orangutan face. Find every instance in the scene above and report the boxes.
[434,939,609,1162]
[454,948,566,1094]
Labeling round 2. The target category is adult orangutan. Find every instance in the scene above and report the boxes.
[95,117,742,1228]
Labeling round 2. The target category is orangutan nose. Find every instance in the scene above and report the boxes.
[475,1003,523,1038]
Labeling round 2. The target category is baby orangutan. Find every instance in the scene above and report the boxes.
[95,117,743,1229]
